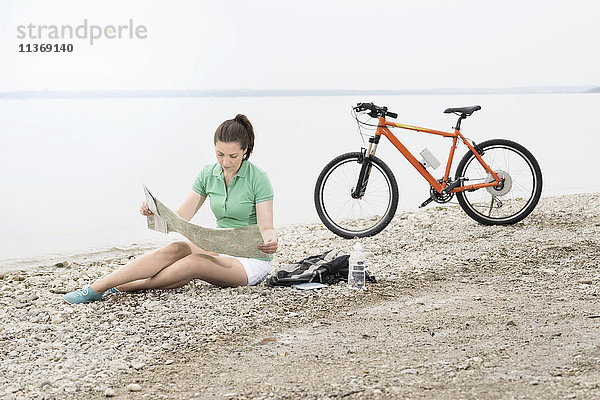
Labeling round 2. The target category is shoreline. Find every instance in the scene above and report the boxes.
[2,191,597,276]
[1,193,599,399]
[0,245,157,276]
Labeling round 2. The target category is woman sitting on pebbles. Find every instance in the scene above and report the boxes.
[64,114,278,304]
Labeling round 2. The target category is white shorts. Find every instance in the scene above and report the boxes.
[220,254,272,286]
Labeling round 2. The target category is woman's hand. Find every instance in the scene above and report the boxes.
[256,200,277,255]
[258,235,278,254]
[140,200,154,216]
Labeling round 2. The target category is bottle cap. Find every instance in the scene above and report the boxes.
[353,242,363,251]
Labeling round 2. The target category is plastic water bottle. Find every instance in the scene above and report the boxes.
[348,242,366,290]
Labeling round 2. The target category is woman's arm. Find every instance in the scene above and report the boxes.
[176,190,206,221]
[256,199,278,254]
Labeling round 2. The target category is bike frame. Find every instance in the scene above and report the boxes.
[366,116,502,194]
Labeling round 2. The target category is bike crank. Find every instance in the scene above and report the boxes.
[430,179,455,204]
[419,179,456,208]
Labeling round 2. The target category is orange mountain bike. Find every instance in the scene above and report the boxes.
[314,102,543,238]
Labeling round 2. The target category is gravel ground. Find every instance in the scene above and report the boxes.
[1,193,599,399]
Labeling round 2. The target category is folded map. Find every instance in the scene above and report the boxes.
[143,185,266,258]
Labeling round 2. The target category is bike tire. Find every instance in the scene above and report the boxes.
[455,139,543,225]
[314,152,399,238]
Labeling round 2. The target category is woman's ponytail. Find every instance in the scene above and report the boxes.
[214,114,255,160]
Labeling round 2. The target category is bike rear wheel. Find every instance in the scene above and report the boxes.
[455,139,542,225]
[314,152,399,238]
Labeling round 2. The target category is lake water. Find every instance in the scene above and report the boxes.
[1,93,599,272]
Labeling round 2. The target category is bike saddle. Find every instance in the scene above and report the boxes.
[443,105,481,116]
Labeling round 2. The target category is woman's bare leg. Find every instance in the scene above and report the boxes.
[116,278,191,292]
[157,280,192,290]
[90,242,192,293]
[118,253,248,290]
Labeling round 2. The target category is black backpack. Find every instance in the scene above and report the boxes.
[267,249,376,287]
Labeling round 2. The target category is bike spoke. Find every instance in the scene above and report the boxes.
[457,141,541,224]
[317,154,396,236]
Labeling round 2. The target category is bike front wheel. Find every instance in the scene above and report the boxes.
[314,152,399,238]
[455,139,543,225]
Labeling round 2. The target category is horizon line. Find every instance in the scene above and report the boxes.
[1,85,598,99]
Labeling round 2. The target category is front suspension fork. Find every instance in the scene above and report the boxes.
[351,136,380,199]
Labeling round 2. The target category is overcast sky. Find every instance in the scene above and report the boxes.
[1,0,598,91]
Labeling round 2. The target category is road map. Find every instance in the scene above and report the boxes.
[143,185,266,258]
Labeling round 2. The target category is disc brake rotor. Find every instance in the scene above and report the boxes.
[485,170,512,196]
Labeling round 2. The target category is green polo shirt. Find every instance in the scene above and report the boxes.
[192,160,274,260]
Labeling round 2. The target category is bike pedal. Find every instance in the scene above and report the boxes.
[419,197,434,208]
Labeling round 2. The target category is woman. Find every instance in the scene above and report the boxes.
[64,114,278,304]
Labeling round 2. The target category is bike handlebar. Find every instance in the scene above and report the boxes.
[354,102,397,119]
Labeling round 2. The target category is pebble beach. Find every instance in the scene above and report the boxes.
[1,193,599,399]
